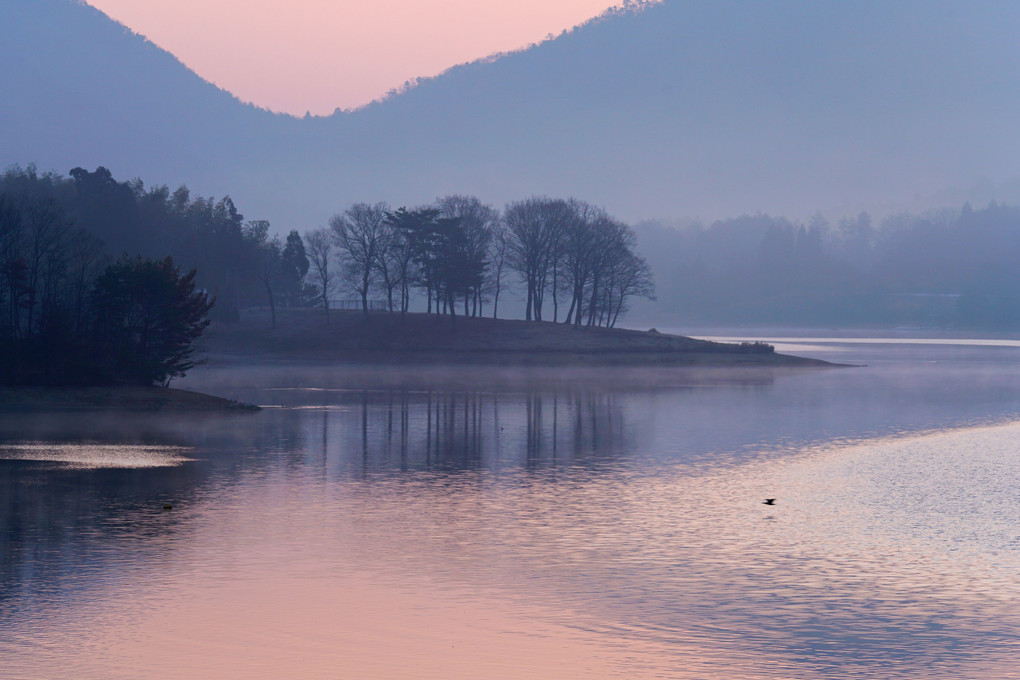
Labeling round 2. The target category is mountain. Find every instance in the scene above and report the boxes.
[0,1,296,198]
[3,0,1020,229]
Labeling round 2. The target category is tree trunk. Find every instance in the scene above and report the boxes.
[586,280,599,328]
[564,286,578,325]
[552,265,558,322]
[525,280,533,321]
[264,280,277,328]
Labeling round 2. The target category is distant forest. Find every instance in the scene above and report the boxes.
[636,203,1020,329]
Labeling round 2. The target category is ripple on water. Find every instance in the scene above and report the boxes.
[2,428,1019,679]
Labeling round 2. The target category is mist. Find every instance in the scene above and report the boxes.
[630,201,1020,329]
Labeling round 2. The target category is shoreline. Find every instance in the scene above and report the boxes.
[0,385,260,413]
[0,314,840,413]
[201,348,834,368]
[203,309,836,369]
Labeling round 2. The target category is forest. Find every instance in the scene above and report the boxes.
[0,165,653,384]
[637,203,1020,329]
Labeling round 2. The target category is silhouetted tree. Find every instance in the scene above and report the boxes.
[584,216,631,327]
[280,230,310,306]
[91,256,213,386]
[374,217,406,313]
[435,195,497,316]
[304,227,335,317]
[605,251,655,327]
[385,207,443,313]
[24,197,70,335]
[243,220,282,328]
[504,197,568,321]
[561,200,603,327]
[330,202,388,315]
[65,228,106,334]
[488,219,510,319]
[381,208,422,314]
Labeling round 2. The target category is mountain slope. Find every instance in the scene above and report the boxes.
[0,0,291,198]
[3,0,1020,228]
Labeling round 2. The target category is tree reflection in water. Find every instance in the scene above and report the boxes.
[321,388,631,473]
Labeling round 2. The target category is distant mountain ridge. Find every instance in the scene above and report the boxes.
[3,0,1020,229]
[0,1,287,181]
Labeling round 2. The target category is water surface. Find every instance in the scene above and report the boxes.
[2,338,1019,678]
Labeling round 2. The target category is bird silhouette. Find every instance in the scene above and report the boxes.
[763,498,776,505]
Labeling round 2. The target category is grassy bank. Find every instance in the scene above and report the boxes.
[204,308,830,367]
[0,385,259,412]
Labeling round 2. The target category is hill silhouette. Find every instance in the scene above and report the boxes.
[3,0,1019,228]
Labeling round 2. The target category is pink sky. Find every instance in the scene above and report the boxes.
[85,0,624,116]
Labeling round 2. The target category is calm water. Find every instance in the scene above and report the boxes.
[2,338,1020,679]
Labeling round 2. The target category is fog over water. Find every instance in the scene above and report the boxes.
[2,338,1020,678]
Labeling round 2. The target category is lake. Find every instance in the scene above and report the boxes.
[2,337,1019,679]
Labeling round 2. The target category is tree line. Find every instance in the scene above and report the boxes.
[0,165,655,384]
[637,201,1020,328]
[0,165,653,331]
[306,195,654,328]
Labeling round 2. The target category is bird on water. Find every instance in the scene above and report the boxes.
[763,498,776,505]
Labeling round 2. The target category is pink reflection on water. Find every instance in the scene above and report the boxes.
[5,421,1020,679]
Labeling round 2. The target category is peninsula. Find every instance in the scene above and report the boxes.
[204,309,826,367]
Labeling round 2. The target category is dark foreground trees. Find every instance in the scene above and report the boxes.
[0,166,228,385]
[91,257,213,386]
[0,241,213,385]
[0,164,285,323]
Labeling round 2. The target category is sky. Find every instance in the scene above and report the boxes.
[85,0,625,116]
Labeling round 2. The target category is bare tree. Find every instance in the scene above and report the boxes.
[607,251,655,327]
[330,202,388,315]
[584,217,628,327]
[243,219,282,328]
[374,224,404,313]
[436,195,498,316]
[24,198,69,334]
[304,227,335,318]
[381,208,423,314]
[0,195,26,337]
[66,228,106,334]
[488,219,510,319]
[561,200,602,327]
[504,197,571,321]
